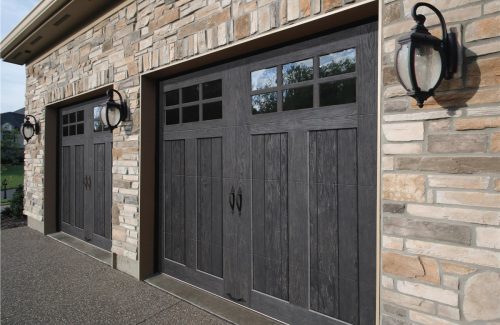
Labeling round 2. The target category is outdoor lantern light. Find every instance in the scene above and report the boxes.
[20,114,40,142]
[395,2,458,107]
[100,89,127,130]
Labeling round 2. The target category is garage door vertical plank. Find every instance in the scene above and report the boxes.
[338,128,359,324]
[252,134,266,293]
[316,130,339,318]
[184,138,197,269]
[211,138,223,277]
[163,140,173,260]
[279,133,289,300]
[197,138,212,274]
[62,147,71,224]
[309,131,319,312]
[105,141,112,240]
[93,143,105,236]
[171,140,186,264]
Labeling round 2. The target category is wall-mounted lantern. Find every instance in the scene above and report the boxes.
[395,2,458,107]
[100,89,128,130]
[20,114,40,142]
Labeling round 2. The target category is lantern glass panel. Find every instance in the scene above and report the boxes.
[396,42,412,91]
[414,44,442,92]
[100,105,122,128]
[22,124,34,139]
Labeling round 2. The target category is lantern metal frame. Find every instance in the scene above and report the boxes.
[101,89,128,130]
[20,114,40,142]
[395,2,458,107]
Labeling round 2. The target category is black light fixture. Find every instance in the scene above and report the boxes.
[20,114,40,142]
[100,89,128,130]
[395,2,458,107]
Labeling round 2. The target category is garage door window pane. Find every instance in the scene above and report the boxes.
[319,48,356,78]
[69,112,76,123]
[320,78,356,106]
[182,85,199,103]
[165,108,179,125]
[63,114,68,125]
[202,80,222,99]
[282,58,313,84]
[77,110,84,122]
[251,67,277,90]
[203,101,222,120]
[63,126,68,136]
[252,92,277,114]
[283,86,313,111]
[166,89,179,106]
[183,105,199,123]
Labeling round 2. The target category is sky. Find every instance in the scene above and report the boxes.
[1,0,39,113]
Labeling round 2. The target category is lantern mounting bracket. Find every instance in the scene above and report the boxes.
[411,2,458,80]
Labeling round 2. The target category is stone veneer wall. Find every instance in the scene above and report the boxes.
[23,0,361,273]
[381,0,500,324]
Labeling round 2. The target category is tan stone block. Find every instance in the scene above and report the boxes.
[383,122,424,141]
[409,310,458,325]
[428,134,488,153]
[112,225,127,241]
[403,0,482,15]
[406,239,500,268]
[382,252,426,278]
[428,119,450,133]
[323,0,341,12]
[406,203,500,226]
[419,87,500,109]
[495,178,500,192]
[384,85,406,98]
[455,117,500,130]
[383,236,404,250]
[383,174,425,202]
[438,304,460,320]
[394,156,500,174]
[491,132,500,153]
[383,143,422,155]
[466,56,500,88]
[428,175,490,190]
[465,15,500,42]
[234,14,250,40]
[384,1,400,25]
[466,38,500,57]
[476,227,500,249]
[382,156,394,171]
[436,190,500,209]
[299,0,310,17]
[258,6,270,33]
[485,0,500,14]
[287,0,300,20]
[382,289,435,314]
[463,272,500,321]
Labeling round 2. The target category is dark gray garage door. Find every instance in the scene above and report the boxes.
[159,21,377,325]
[59,97,112,250]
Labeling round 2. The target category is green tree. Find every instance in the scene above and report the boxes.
[1,130,23,164]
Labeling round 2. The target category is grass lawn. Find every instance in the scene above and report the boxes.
[1,164,24,190]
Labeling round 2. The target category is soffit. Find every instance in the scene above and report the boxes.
[0,0,118,65]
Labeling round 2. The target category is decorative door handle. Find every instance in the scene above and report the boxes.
[229,186,235,212]
[236,187,242,213]
[88,176,91,190]
[84,175,89,190]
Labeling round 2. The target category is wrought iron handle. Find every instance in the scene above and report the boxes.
[236,188,242,213]
[229,187,235,212]
[84,175,89,190]
[88,176,91,190]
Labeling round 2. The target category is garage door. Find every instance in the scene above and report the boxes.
[59,97,113,250]
[159,21,377,325]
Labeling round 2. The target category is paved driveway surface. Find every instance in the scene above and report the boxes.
[1,226,230,325]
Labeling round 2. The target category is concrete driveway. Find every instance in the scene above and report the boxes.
[1,226,230,325]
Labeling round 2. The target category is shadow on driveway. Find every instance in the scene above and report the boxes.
[1,226,230,325]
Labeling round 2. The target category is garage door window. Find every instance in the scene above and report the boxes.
[251,47,357,114]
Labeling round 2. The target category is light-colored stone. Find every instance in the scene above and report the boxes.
[437,304,460,321]
[409,310,458,325]
[383,122,424,141]
[495,178,500,192]
[382,156,394,171]
[436,190,500,209]
[476,227,500,249]
[441,261,476,275]
[491,132,500,153]
[428,175,490,190]
[466,106,500,117]
[383,110,461,122]
[383,235,403,250]
[466,39,500,57]
[382,275,394,289]
[383,143,422,155]
[428,134,488,153]
[382,289,435,314]
[383,174,426,202]
[485,0,500,14]
[442,275,459,290]
[463,272,500,321]
[383,252,439,284]
[406,239,500,268]
[397,280,458,306]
